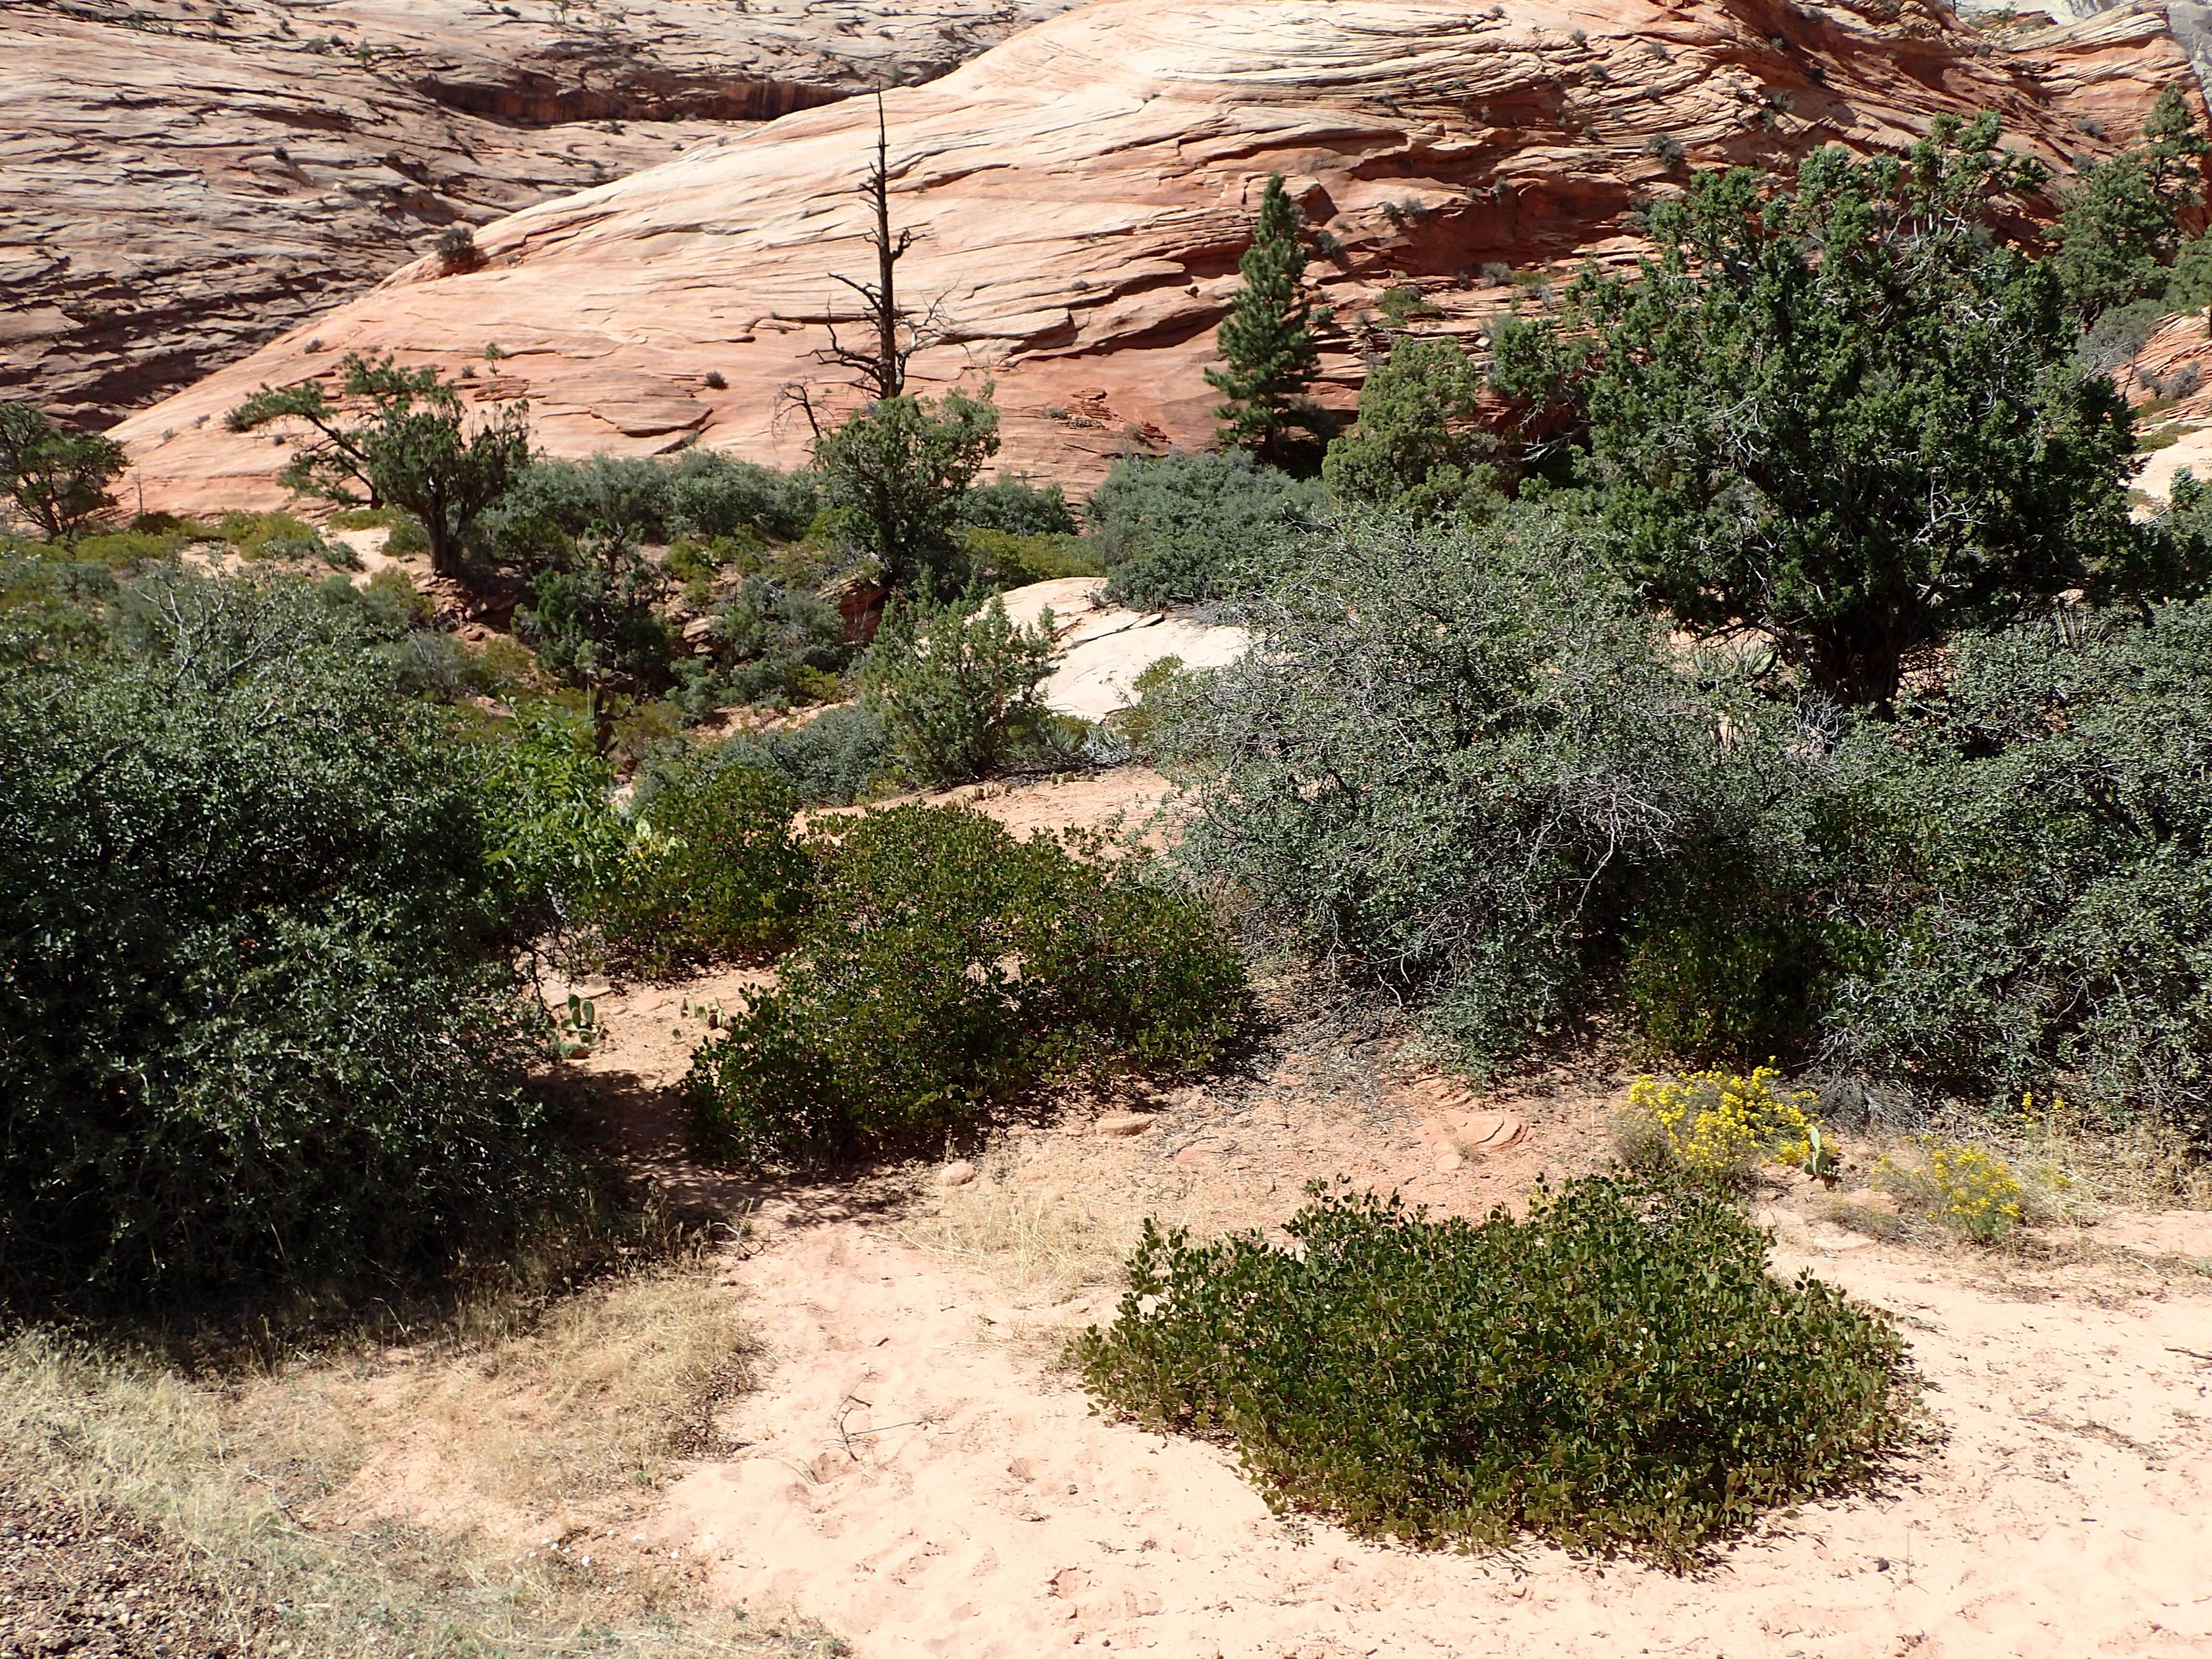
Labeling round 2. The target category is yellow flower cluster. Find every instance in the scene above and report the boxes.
[1881,1136,2024,1242]
[1625,1066,1818,1179]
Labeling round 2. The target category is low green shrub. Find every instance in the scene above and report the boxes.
[684,805,1247,1167]
[52,528,195,565]
[679,572,849,714]
[1074,1176,1911,1570]
[590,760,813,977]
[1618,840,1852,1064]
[217,509,339,564]
[692,704,891,806]
[961,475,1078,537]
[952,525,1103,589]
[1092,450,1325,609]
[486,451,818,560]
[860,591,1058,786]
[327,505,432,556]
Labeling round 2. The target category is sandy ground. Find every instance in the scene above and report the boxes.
[411,771,2212,1658]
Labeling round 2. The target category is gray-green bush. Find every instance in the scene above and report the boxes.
[1159,502,1796,1070]
[663,704,890,807]
[484,450,820,559]
[1091,450,1325,609]
[1821,601,2212,1130]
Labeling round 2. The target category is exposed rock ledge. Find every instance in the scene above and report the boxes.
[112,0,2200,512]
[1,0,1078,426]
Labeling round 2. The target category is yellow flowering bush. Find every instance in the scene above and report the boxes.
[1617,1066,1817,1182]
[1877,1136,2025,1242]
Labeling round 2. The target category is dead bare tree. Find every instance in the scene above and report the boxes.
[784,87,952,437]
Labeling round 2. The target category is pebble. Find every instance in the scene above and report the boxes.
[1094,1113,1158,1137]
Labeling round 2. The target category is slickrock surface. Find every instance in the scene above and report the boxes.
[111,0,2200,511]
[992,577,1251,719]
[1,0,1077,426]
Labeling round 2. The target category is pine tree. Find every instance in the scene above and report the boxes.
[2051,84,2211,320]
[1206,175,1321,460]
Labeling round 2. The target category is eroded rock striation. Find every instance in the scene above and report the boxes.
[111,0,2200,510]
[2,0,1076,425]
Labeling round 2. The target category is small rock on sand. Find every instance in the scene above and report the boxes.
[938,1160,978,1187]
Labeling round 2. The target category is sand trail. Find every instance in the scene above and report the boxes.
[648,1188,2212,1659]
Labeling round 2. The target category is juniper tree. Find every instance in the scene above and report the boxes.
[0,403,129,541]
[1321,336,1498,521]
[1518,115,2165,707]
[2051,84,2211,319]
[814,386,999,592]
[227,352,531,581]
[1207,174,1322,462]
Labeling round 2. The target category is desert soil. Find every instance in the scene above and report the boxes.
[398,770,2212,1658]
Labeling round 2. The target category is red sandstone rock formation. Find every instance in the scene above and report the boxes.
[109,0,2202,512]
[1,0,1075,426]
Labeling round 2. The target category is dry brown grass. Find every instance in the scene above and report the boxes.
[0,1262,842,1659]
[1972,1101,2212,1216]
[896,1135,1221,1302]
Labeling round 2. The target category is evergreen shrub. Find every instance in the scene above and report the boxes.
[860,592,1058,785]
[1822,601,2212,1129]
[0,574,575,1306]
[1160,503,1797,1070]
[1074,1176,1911,1570]
[1091,450,1324,609]
[681,703,891,806]
[684,805,1247,1168]
[590,761,813,977]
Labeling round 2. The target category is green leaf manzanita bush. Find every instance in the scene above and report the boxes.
[1076,1176,1911,1570]
[684,804,1247,1168]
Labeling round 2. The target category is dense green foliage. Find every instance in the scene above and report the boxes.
[1823,602,2212,1129]
[814,388,1000,590]
[1207,175,1324,463]
[684,805,1247,1168]
[1093,451,1324,609]
[590,759,813,977]
[1320,337,1497,521]
[681,569,849,713]
[1523,118,2162,706]
[483,450,820,555]
[1156,492,2212,1126]
[685,704,890,806]
[0,575,574,1305]
[226,353,532,580]
[1075,1176,1909,1570]
[0,404,131,541]
[515,527,677,701]
[2048,85,2210,320]
[961,476,1078,537]
[860,591,1058,786]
